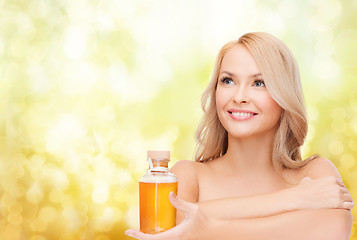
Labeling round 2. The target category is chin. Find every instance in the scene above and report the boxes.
[227,128,278,140]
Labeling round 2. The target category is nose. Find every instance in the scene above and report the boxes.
[232,85,250,104]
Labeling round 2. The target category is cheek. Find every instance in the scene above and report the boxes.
[261,96,282,120]
[215,88,226,109]
[215,88,230,121]
[215,87,235,113]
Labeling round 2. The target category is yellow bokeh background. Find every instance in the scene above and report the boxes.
[1,0,356,239]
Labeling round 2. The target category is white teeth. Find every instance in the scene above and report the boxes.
[231,112,253,117]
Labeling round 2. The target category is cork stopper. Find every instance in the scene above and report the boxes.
[147,150,170,169]
[147,150,170,160]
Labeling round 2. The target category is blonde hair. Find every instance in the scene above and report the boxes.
[195,32,317,170]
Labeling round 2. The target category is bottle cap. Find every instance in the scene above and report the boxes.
[147,150,170,160]
[147,150,170,170]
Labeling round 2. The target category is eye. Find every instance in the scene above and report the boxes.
[253,79,265,87]
[220,77,234,85]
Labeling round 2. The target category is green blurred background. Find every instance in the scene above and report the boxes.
[0,0,356,239]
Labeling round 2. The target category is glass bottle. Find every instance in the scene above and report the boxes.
[139,150,178,234]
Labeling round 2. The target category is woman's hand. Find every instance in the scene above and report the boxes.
[125,192,214,240]
[292,176,354,210]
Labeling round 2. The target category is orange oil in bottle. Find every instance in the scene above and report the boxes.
[139,181,178,234]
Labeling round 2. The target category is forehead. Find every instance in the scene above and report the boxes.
[220,44,260,74]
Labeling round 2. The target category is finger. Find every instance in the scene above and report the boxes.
[340,187,352,197]
[126,225,180,240]
[169,191,197,214]
[342,193,353,202]
[342,202,354,210]
[335,178,345,187]
[125,229,154,240]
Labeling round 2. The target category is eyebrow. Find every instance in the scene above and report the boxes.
[220,71,262,78]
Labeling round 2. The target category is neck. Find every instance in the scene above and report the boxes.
[223,132,277,175]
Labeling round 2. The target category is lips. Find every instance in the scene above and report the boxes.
[227,109,258,120]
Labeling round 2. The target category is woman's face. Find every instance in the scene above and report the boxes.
[215,44,282,139]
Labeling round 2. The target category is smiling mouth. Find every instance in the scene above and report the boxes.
[228,111,258,117]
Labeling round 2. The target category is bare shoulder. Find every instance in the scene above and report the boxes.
[170,160,203,177]
[305,156,342,180]
[169,160,204,203]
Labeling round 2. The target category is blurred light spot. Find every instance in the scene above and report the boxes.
[92,181,109,204]
[350,97,357,112]
[306,124,315,143]
[9,201,23,214]
[27,64,52,94]
[46,114,86,155]
[96,106,116,122]
[2,225,22,240]
[49,189,64,204]
[39,207,57,223]
[349,139,357,151]
[95,9,115,32]
[62,207,81,231]
[328,140,344,155]
[29,236,47,240]
[313,54,341,86]
[42,166,69,191]
[352,117,357,134]
[126,205,139,229]
[0,35,4,56]
[340,154,355,169]
[278,1,298,19]
[307,106,319,122]
[15,165,25,179]
[94,207,121,232]
[107,62,130,95]
[26,182,44,204]
[331,119,346,133]
[61,195,76,207]
[141,55,173,84]
[312,0,342,23]
[63,25,88,59]
[115,188,128,204]
[334,29,357,68]
[93,131,114,153]
[59,233,76,240]
[117,170,133,188]
[60,62,99,95]
[29,0,49,19]
[301,144,310,157]
[330,108,346,119]
[26,45,46,64]
[7,213,23,226]
[110,140,123,155]
[145,126,179,153]
[77,202,88,214]
[95,236,110,240]
[10,38,29,59]
[31,218,48,232]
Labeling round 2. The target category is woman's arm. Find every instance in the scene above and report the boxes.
[170,159,353,222]
[125,193,352,240]
[197,176,353,219]
[169,160,199,223]
[126,157,353,240]
[209,208,352,240]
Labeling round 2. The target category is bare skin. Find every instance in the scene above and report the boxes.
[172,156,353,223]
[125,44,353,239]
[125,156,353,240]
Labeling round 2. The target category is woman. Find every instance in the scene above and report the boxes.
[126,32,353,239]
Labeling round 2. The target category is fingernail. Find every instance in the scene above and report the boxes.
[170,191,177,198]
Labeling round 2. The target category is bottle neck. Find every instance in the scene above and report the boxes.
[149,167,169,173]
[148,158,169,172]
